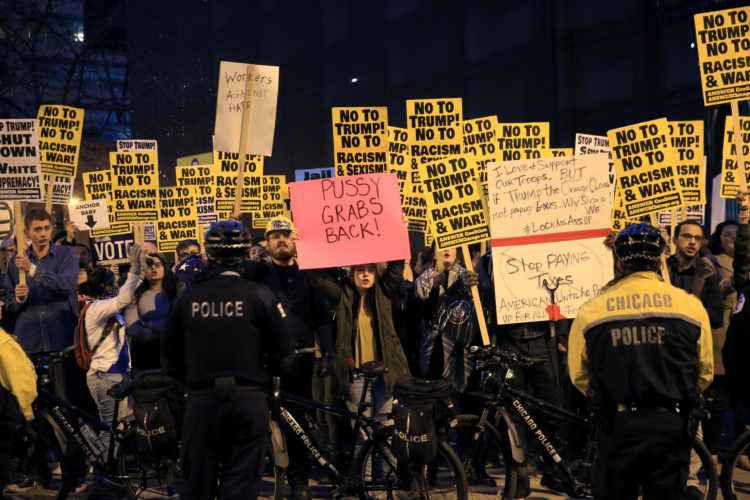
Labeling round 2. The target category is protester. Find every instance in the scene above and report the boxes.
[176,239,201,265]
[0,302,37,496]
[249,244,268,262]
[242,215,334,499]
[124,252,177,372]
[162,221,293,499]
[78,244,143,494]
[569,223,712,500]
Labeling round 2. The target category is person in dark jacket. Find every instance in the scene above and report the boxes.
[162,221,293,500]
[243,216,333,499]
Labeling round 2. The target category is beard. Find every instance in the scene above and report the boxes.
[271,245,295,261]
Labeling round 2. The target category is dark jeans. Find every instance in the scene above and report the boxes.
[497,335,562,467]
[282,354,313,486]
[594,411,689,500]
[181,388,269,500]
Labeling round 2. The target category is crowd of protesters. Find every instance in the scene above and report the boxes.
[0,197,748,499]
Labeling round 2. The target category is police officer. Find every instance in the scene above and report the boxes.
[568,223,713,500]
[162,221,293,499]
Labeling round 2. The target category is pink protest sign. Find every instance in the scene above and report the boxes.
[290,172,410,269]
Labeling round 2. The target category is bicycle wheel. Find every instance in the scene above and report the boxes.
[721,429,750,500]
[355,438,468,500]
[452,413,517,499]
[689,437,718,500]
[115,436,179,498]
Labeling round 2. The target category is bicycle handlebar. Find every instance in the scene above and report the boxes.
[28,345,77,368]
[469,345,542,368]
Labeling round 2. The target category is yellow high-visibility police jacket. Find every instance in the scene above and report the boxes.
[568,271,713,404]
[0,327,37,421]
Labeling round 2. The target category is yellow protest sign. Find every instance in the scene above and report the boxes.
[83,169,131,237]
[669,120,705,205]
[37,105,84,177]
[332,107,388,176]
[252,175,290,228]
[211,151,263,212]
[387,126,410,198]
[463,116,499,194]
[608,118,681,217]
[417,154,489,249]
[42,175,73,205]
[496,122,550,161]
[110,151,159,222]
[406,98,463,160]
[157,186,198,252]
[548,148,573,157]
[694,7,750,105]
[176,164,214,197]
[721,115,750,197]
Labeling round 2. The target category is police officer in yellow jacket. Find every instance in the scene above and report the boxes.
[568,223,713,500]
[0,303,37,493]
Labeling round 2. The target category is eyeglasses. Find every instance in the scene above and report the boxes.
[678,233,702,242]
[145,258,163,268]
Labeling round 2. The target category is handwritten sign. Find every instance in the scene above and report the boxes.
[70,199,110,231]
[721,115,750,197]
[213,61,279,156]
[608,118,681,217]
[289,173,409,269]
[37,105,84,177]
[488,154,613,323]
[110,151,159,222]
[332,107,388,176]
[669,120,705,204]
[496,122,550,161]
[694,7,750,105]
[0,119,43,201]
[417,154,489,249]
[157,186,198,252]
[83,169,131,237]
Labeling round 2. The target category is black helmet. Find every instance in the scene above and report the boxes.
[613,223,666,272]
[204,220,251,269]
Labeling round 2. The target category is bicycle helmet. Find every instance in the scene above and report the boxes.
[613,223,666,272]
[204,220,251,269]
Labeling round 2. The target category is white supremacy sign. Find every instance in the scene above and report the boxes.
[213,61,279,156]
[0,119,43,202]
[487,154,613,324]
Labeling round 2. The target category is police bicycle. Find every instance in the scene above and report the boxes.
[26,346,179,499]
[267,353,469,499]
[720,427,750,499]
[452,345,718,499]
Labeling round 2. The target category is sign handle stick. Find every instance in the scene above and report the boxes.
[232,64,255,219]
[134,223,144,245]
[14,202,26,285]
[45,176,56,214]
[649,213,671,284]
[731,100,748,192]
[461,245,490,346]
[669,208,677,255]
[681,206,687,223]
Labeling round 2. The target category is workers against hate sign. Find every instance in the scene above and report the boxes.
[721,115,750,197]
[332,107,388,176]
[406,98,463,160]
[487,154,613,324]
[213,61,279,156]
[608,118,681,217]
[496,122,550,161]
[37,105,84,177]
[463,116,499,194]
[417,154,489,249]
[110,151,158,222]
[0,119,43,202]
[42,175,73,205]
[289,173,410,269]
[669,120,705,204]
[211,151,263,212]
[117,139,157,153]
[157,186,198,252]
[694,7,750,105]
[83,169,131,237]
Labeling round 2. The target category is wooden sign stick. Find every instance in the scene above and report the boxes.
[232,65,256,219]
[649,213,671,284]
[45,176,56,214]
[731,100,748,192]
[461,245,490,346]
[13,202,26,285]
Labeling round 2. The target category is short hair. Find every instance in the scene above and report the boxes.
[24,208,52,228]
[710,220,739,255]
[176,239,200,254]
[73,243,90,255]
[674,220,703,238]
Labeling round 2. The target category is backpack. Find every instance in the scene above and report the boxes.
[130,371,184,456]
[73,301,119,371]
[392,375,454,465]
